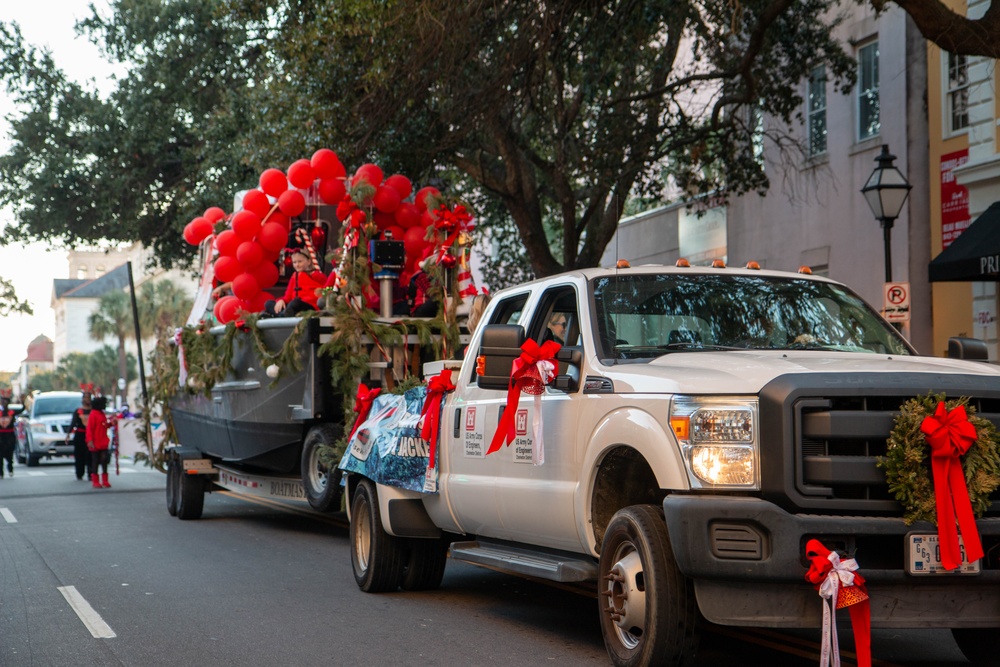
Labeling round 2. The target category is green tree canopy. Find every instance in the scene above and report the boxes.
[53,346,138,395]
[88,290,135,397]
[137,279,194,340]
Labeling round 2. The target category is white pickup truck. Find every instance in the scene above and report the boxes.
[343,263,999,667]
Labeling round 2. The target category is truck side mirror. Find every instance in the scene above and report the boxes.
[947,337,989,361]
[476,324,526,391]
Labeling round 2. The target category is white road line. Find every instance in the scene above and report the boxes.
[57,586,117,639]
[26,471,45,476]
[0,508,16,523]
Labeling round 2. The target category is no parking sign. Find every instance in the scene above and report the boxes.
[883,282,911,322]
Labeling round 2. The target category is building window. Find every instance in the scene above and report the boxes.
[947,52,969,133]
[857,41,880,141]
[77,265,88,280]
[96,265,106,277]
[807,66,827,156]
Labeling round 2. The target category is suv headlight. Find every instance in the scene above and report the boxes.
[29,422,47,434]
[669,396,759,489]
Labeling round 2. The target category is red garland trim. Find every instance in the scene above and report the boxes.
[487,339,561,455]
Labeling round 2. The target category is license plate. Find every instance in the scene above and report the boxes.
[907,533,981,575]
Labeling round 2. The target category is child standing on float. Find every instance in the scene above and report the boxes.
[86,395,112,488]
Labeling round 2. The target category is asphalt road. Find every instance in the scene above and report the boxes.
[0,459,975,666]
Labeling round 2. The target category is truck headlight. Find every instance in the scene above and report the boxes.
[669,397,759,489]
[30,422,47,434]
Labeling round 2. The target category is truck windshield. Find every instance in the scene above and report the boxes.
[591,273,912,360]
[32,395,83,416]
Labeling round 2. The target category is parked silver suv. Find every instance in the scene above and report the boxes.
[16,391,83,466]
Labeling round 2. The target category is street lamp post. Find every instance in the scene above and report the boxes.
[861,145,913,283]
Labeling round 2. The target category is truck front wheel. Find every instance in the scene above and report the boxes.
[598,505,698,667]
[300,425,343,512]
[350,479,405,592]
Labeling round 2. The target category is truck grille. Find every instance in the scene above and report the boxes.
[759,373,1000,515]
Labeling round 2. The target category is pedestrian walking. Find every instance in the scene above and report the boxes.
[0,389,16,478]
[86,395,112,489]
[66,384,94,480]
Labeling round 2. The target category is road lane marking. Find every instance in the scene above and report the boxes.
[57,585,117,638]
[217,491,348,528]
[0,508,15,523]
[26,471,45,476]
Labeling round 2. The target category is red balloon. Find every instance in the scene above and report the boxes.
[215,229,241,257]
[247,292,270,313]
[384,174,412,200]
[404,225,430,257]
[258,222,288,252]
[384,225,405,242]
[182,222,197,245]
[278,189,306,217]
[398,269,412,288]
[311,148,345,180]
[287,159,316,189]
[373,185,401,213]
[215,296,240,324]
[373,210,396,231]
[310,226,326,254]
[250,261,279,289]
[394,202,422,229]
[237,241,264,268]
[415,186,441,213]
[259,168,288,198]
[204,206,226,223]
[262,246,281,264]
[214,255,242,283]
[421,210,439,228]
[232,272,261,301]
[231,210,262,241]
[190,217,214,244]
[352,163,384,188]
[241,189,271,218]
[318,177,347,205]
[263,210,290,230]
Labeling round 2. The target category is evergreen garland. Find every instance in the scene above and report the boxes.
[879,393,1000,525]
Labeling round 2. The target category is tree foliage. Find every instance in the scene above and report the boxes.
[88,290,135,396]
[137,279,194,340]
[0,0,995,279]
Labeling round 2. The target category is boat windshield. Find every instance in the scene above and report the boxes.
[591,273,912,361]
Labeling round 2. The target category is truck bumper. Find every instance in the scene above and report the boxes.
[663,494,1000,628]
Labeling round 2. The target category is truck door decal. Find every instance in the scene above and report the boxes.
[463,406,484,458]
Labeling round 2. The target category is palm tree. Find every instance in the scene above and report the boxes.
[137,279,194,340]
[88,290,135,403]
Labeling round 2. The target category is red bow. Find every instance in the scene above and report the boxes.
[349,384,381,440]
[420,369,455,469]
[336,196,367,229]
[804,539,871,667]
[487,339,561,455]
[919,402,984,570]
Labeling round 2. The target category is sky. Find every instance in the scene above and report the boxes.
[0,1,116,371]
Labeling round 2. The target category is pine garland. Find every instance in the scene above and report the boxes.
[879,393,1000,525]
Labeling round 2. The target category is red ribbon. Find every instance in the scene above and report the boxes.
[420,369,455,469]
[348,384,381,441]
[487,339,561,455]
[336,196,367,229]
[919,402,985,570]
[804,539,871,667]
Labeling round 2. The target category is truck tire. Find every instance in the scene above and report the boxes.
[26,452,40,467]
[952,628,998,665]
[176,468,205,520]
[350,479,405,592]
[300,425,343,512]
[166,454,180,517]
[400,537,450,591]
[15,442,25,464]
[598,505,698,667]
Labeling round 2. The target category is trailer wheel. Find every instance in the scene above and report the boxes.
[166,453,180,517]
[598,505,698,667]
[400,537,450,591]
[176,468,205,520]
[350,479,404,592]
[300,425,343,512]
[952,628,999,665]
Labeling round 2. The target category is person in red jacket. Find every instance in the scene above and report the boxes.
[264,248,326,317]
[0,390,16,479]
[86,395,112,489]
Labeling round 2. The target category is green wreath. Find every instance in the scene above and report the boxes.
[879,393,1000,526]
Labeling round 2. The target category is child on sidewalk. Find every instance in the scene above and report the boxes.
[86,396,112,488]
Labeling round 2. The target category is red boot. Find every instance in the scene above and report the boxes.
[91,473,101,489]
[101,472,111,488]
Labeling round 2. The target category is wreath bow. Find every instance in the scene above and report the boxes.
[919,402,985,570]
[804,539,871,667]
[349,384,381,440]
[420,369,455,470]
[487,339,561,464]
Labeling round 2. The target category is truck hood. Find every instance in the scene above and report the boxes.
[603,351,1000,394]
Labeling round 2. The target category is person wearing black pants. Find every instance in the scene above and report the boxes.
[86,395,112,489]
[66,391,93,480]
[0,391,15,478]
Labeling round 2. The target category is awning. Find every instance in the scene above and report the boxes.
[929,202,1000,282]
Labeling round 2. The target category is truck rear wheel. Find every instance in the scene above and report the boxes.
[300,425,343,512]
[598,505,698,667]
[176,468,205,520]
[952,628,998,665]
[350,479,404,592]
[400,537,450,591]
[166,454,180,517]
